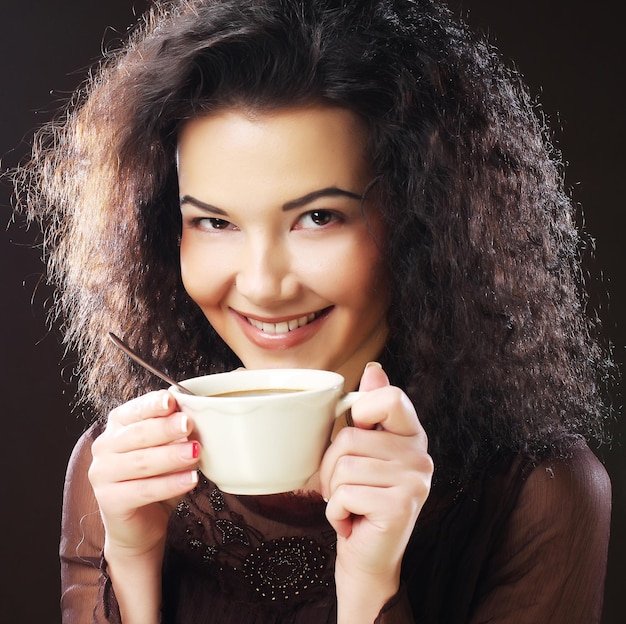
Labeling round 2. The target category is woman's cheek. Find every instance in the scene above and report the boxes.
[181,240,236,309]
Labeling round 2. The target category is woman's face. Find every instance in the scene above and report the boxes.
[177,105,389,390]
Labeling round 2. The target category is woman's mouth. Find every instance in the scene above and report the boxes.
[232,307,331,350]
[245,312,319,335]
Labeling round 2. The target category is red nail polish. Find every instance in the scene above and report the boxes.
[191,441,200,459]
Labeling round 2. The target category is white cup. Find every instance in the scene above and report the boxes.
[170,368,360,495]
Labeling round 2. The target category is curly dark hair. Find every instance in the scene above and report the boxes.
[15,0,612,481]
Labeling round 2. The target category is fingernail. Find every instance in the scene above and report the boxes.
[365,361,382,370]
[162,392,171,411]
[183,470,199,487]
[180,440,200,460]
[181,440,199,460]
[179,413,188,434]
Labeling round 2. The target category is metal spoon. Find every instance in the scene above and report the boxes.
[108,332,195,395]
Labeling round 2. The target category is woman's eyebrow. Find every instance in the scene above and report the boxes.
[282,187,363,211]
[180,186,362,215]
[180,195,227,215]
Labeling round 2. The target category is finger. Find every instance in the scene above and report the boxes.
[327,451,434,501]
[351,386,424,439]
[325,484,401,539]
[319,427,432,499]
[325,427,421,466]
[106,411,193,454]
[326,480,428,537]
[110,390,176,428]
[328,455,398,500]
[90,440,201,483]
[328,453,416,492]
[324,486,356,538]
[358,361,390,392]
[96,469,199,514]
[345,362,389,431]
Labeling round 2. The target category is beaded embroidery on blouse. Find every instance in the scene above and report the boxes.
[170,473,337,604]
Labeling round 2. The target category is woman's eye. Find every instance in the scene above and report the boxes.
[297,210,340,229]
[193,217,234,231]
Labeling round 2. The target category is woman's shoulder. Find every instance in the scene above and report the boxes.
[66,419,105,476]
[502,439,612,562]
[473,441,612,620]
[521,440,611,512]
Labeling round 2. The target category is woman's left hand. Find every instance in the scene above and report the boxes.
[319,362,433,621]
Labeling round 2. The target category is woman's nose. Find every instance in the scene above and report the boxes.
[235,237,299,305]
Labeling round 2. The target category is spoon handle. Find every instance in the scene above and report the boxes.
[108,332,194,395]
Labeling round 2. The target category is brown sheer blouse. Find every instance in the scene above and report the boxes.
[61,423,611,623]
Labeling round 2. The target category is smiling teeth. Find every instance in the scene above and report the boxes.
[247,313,317,335]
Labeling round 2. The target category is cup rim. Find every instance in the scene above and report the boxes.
[170,368,345,400]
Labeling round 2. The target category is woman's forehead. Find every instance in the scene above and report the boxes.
[176,105,373,203]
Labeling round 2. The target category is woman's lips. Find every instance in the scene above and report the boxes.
[232,307,331,349]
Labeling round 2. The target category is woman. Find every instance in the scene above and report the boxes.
[16,0,612,622]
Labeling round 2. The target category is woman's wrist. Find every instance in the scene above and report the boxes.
[104,539,165,624]
[335,559,401,624]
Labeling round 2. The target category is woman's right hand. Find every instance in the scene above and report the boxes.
[88,390,200,558]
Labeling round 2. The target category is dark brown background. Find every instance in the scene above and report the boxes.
[1,1,623,622]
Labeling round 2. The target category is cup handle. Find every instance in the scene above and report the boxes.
[334,392,362,419]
